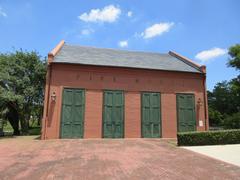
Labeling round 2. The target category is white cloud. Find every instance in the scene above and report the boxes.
[141,22,174,39]
[81,28,94,35]
[78,5,121,23]
[0,7,7,17]
[195,47,227,62]
[127,11,132,17]
[118,40,128,47]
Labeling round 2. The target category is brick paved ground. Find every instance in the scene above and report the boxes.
[0,137,240,180]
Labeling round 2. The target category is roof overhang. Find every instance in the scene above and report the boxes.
[169,51,206,73]
[47,40,206,74]
[47,40,65,64]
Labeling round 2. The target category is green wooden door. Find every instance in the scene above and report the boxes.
[177,94,196,132]
[60,88,85,138]
[103,90,124,138]
[142,92,161,138]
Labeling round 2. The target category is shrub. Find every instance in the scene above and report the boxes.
[177,129,240,146]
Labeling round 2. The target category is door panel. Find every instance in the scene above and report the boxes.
[142,92,161,138]
[61,89,73,138]
[61,88,85,138]
[72,90,84,138]
[103,90,124,138]
[177,94,196,132]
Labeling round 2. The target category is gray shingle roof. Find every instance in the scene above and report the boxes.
[53,44,202,73]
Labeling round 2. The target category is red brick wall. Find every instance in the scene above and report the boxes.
[42,64,207,139]
[161,93,177,138]
[84,90,103,138]
[44,85,62,139]
[125,92,141,138]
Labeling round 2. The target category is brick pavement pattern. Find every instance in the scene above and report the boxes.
[0,137,240,180]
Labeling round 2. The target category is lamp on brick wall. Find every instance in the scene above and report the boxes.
[197,98,203,107]
[51,92,56,102]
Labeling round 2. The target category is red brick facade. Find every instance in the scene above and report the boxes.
[125,92,141,138]
[41,63,208,139]
[84,90,103,138]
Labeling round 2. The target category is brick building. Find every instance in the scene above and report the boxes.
[41,40,208,139]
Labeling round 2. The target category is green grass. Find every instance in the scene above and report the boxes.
[29,126,41,135]
[3,120,41,135]
[3,121,13,133]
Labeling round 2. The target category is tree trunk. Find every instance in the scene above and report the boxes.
[20,112,29,135]
[6,106,20,136]
[20,106,30,135]
[38,106,43,126]
[20,118,28,135]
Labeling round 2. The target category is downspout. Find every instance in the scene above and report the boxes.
[200,65,208,131]
[203,75,209,131]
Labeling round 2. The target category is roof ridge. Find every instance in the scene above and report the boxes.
[64,43,169,56]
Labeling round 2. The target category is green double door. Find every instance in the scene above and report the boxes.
[177,94,196,132]
[60,88,85,138]
[103,90,124,138]
[141,92,161,138]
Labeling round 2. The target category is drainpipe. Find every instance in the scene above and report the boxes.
[203,75,209,131]
[200,65,208,131]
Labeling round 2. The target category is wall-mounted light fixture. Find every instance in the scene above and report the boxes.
[197,98,203,107]
[51,92,56,102]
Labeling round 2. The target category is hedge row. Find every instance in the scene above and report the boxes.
[177,129,240,146]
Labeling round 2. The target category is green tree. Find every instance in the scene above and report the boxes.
[223,112,240,129]
[0,50,46,135]
[228,44,240,70]
[208,44,240,128]
[208,81,239,126]
[212,81,234,115]
[208,107,223,127]
[229,75,240,112]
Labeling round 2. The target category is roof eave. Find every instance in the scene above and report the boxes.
[168,51,206,74]
[47,40,65,65]
[51,61,203,74]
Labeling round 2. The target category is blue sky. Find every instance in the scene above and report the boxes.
[0,0,239,90]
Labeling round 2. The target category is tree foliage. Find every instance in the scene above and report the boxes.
[0,50,46,134]
[223,112,240,129]
[228,44,240,70]
[208,44,240,129]
[208,107,223,127]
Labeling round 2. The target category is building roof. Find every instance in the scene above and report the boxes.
[51,42,204,74]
